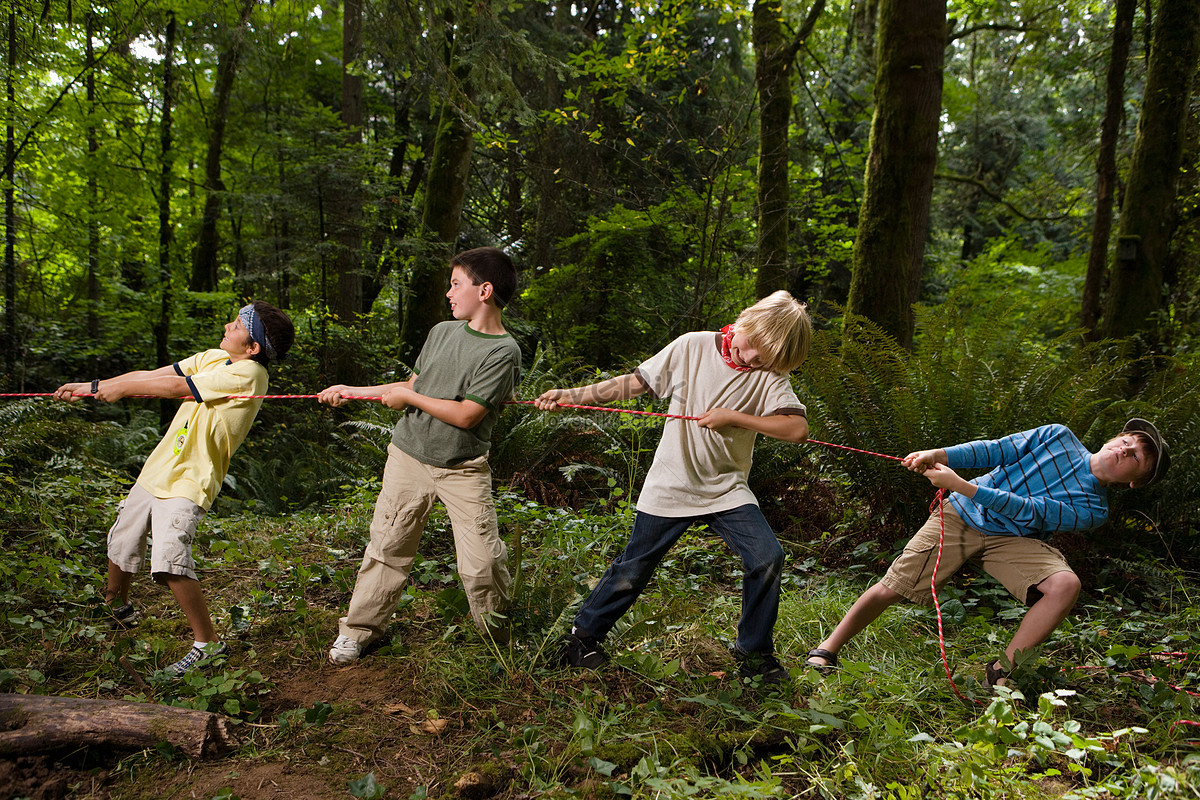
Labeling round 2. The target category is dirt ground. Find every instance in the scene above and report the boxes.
[1,655,534,800]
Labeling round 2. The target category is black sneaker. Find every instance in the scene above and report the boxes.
[561,632,608,668]
[109,602,140,629]
[735,649,791,685]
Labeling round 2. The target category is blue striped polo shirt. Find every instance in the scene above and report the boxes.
[944,424,1108,540]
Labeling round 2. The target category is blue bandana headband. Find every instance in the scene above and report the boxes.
[238,303,279,362]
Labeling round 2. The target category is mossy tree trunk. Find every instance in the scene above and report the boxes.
[845,0,946,348]
[188,0,255,293]
[4,10,16,387]
[1098,0,1200,343]
[1080,0,1135,336]
[401,11,474,365]
[403,101,473,358]
[332,0,364,322]
[752,0,824,298]
[153,11,176,428]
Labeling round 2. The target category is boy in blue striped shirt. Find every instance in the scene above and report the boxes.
[805,419,1169,686]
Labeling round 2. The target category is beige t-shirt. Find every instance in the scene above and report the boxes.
[136,350,267,509]
[634,332,806,517]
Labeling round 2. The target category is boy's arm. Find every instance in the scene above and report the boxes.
[533,373,646,410]
[917,463,1106,532]
[383,386,491,429]
[695,408,809,443]
[318,380,413,407]
[54,365,187,403]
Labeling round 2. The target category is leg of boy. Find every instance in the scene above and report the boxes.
[107,560,134,605]
[977,535,1080,669]
[163,574,217,642]
[705,504,784,655]
[106,486,155,605]
[340,445,436,646]
[572,512,695,640]
[809,503,983,668]
[434,454,511,637]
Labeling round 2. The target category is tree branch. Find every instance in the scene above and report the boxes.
[936,171,1074,222]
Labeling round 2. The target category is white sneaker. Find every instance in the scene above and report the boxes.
[328,634,362,666]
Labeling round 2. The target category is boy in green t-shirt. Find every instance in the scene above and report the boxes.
[54,301,295,676]
[319,247,522,665]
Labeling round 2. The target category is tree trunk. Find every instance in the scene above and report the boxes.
[86,11,100,374]
[153,12,176,428]
[1080,0,1135,335]
[0,694,238,759]
[188,0,255,293]
[402,100,473,363]
[332,0,364,321]
[845,0,946,348]
[752,0,824,297]
[4,11,16,388]
[1099,0,1200,341]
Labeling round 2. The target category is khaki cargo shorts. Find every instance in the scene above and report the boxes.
[881,501,1072,606]
[107,483,205,582]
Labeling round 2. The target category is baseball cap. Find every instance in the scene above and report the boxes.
[1123,418,1170,486]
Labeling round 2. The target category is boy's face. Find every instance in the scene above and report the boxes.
[220,317,260,361]
[1095,433,1156,487]
[728,329,765,370]
[447,265,490,320]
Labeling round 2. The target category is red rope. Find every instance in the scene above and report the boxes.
[927,490,984,705]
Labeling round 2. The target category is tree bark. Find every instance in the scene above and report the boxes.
[188,0,256,293]
[4,11,16,388]
[752,0,824,297]
[0,694,238,759]
[332,0,364,321]
[153,11,177,428]
[1081,0,1135,335]
[845,0,946,348]
[401,98,473,363]
[1099,0,1200,341]
[86,11,100,374]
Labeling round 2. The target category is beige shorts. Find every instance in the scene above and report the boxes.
[881,502,1072,606]
[107,483,206,581]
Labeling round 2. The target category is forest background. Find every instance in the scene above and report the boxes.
[3,0,1200,798]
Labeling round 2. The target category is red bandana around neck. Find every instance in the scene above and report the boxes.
[720,324,754,372]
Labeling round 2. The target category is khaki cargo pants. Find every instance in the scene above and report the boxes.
[339,444,511,644]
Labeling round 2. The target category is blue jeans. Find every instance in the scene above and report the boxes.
[573,505,785,655]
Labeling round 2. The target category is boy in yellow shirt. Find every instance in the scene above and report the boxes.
[55,301,294,676]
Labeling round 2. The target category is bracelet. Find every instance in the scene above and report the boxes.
[91,379,99,395]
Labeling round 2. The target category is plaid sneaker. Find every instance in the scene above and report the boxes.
[164,642,228,677]
[109,602,140,629]
[560,632,607,668]
[328,635,363,666]
[735,649,791,685]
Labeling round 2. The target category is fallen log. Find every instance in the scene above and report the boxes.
[0,694,239,759]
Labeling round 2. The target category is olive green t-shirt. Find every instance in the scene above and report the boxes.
[391,321,521,468]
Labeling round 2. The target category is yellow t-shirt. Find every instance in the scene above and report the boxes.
[136,349,267,510]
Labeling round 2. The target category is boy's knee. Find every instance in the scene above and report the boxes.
[1037,570,1081,603]
[865,581,903,606]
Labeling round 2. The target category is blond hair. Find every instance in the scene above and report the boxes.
[734,290,813,374]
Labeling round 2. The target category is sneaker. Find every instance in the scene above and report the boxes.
[164,642,228,677]
[561,632,607,668]
[735,649,791,685]
[109,602,140,629]
[328,635,363,666]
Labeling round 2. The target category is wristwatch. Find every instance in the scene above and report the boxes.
[91,379,99,395]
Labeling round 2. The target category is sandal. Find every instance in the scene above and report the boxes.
[804,648,839,674]
[985,659,1009,688]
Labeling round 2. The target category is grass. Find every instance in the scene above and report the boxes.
[2,474,1199,800]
